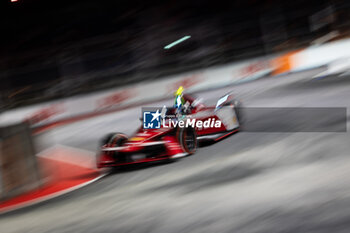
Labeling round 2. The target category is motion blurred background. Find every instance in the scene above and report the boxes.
[1,1,350,232]
[0,0,348,109]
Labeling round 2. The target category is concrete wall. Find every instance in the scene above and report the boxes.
[0,55,276,128]
[0,123,41,200]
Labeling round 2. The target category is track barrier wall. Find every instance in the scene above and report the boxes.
[0,55,277,128]
[2,39,350,134]
[0,123,41,201]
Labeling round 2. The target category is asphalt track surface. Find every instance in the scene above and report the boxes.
[2,68,350,233]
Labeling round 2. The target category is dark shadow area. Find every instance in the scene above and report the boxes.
[107,159,177,175]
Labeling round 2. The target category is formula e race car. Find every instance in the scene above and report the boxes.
[96,94,242,168]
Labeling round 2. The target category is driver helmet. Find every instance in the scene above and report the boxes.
[174,86,185,110]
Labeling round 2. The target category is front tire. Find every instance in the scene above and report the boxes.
[100,132,128,162]
[101,132,128,146]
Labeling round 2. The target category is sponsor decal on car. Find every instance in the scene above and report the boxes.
[129,137,145,141]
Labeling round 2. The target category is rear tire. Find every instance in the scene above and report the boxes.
[177,127,197,155]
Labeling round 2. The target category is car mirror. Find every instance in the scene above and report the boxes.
[215,95,229,110]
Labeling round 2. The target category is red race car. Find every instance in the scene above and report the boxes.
[97,94,242,168]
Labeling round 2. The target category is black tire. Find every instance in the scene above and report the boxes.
[101,132,128,147]
[100,132,128,160]
[177,127,197,155]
